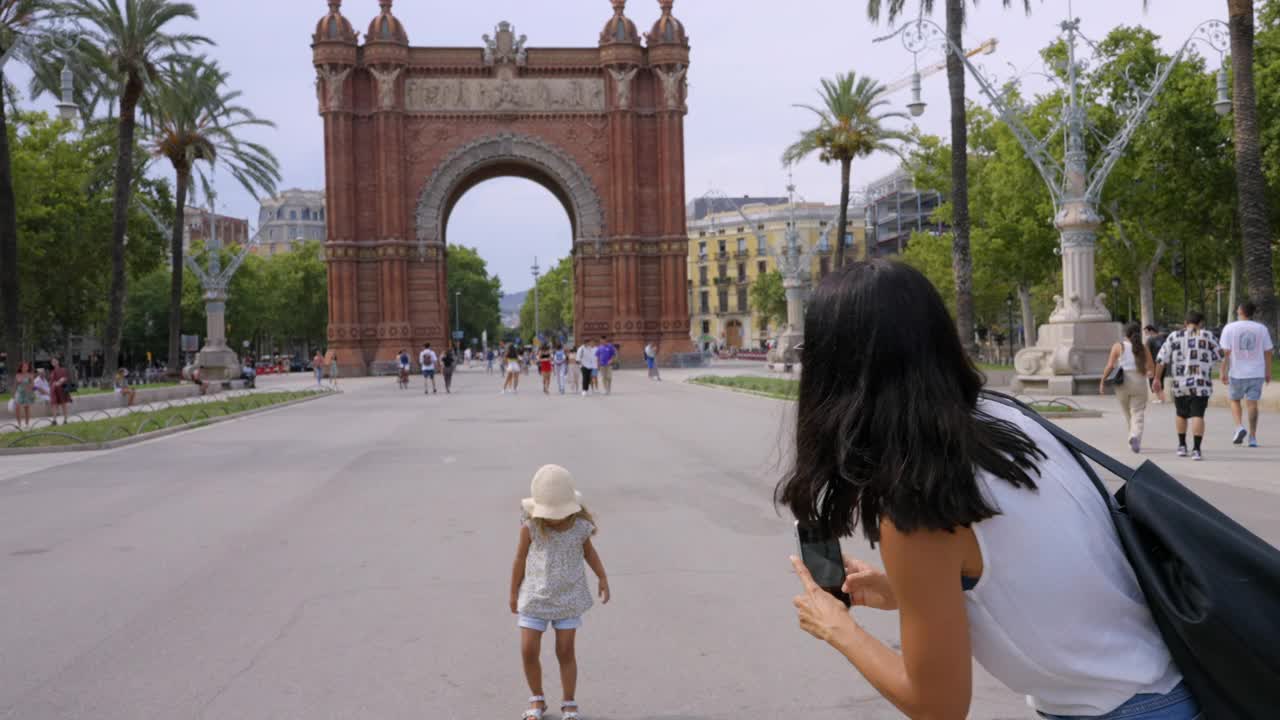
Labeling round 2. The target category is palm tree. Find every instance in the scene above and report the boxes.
[0,0,53,370]
[58,0,207,378]
[147,57,279,375]
[867,0,1034,355]
[782,72,911,269]
[1224,0,1276,336]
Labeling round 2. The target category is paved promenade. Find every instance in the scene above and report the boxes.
[0,365,1275,719]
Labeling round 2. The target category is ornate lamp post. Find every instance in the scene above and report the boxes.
[877,11,1230,393]
[530,257,540,342]
[141,192,264,382]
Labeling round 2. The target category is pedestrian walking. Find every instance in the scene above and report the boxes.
[552,342,568,395]
[595,336,617,395]
[487,348,496,375]
[419,343,439,394]
[538,346,553,395]
[504,344,522,395]
[510,464,610,720]
[781,261,1199,720]
[465,347,473,368]
[644,341,661,382]
[11,360,35,429]
[324,349,340,389]
[1143,325,1167,403]
[441,347,457,394]
[48,357,72,425]
[33,368,51,408]
[312,350,324,387]
[1219,300,1274,448]
[1154,312,1222,461]
[1099,322,1156,453]
[397,349,411,390]
[575,338,597,396]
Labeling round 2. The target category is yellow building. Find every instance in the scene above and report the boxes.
[686,199,866,350]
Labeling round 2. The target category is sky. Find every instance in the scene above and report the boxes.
[10,0,1218,292]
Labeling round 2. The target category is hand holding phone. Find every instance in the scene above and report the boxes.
[795,522,852,607]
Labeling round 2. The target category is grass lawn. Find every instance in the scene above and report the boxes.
[1,381,179,404]
[3,391,323,449]
[690,375,798,400]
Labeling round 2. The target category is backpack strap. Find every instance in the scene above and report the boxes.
[981,390,1128,511]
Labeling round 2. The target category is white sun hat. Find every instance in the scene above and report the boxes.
[521,464,584,520]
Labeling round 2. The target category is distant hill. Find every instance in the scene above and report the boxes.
[500,289,528,314]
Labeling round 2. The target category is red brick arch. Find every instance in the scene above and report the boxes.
[313,4,692,373]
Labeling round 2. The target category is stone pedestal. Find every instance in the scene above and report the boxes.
[195,294,242,382]
[1014,319,1121,395]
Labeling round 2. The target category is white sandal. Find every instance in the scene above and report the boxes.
[561,700,581,719]
[521,695,546,719]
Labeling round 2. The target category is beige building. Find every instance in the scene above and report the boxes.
[687,199,866,350]
[254,189,326,256]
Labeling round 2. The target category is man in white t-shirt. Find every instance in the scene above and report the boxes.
[576,339,598,396]
[419,342,439,394]
[1220,301,1274,447]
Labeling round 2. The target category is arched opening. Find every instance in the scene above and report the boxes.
[444,175,574,351]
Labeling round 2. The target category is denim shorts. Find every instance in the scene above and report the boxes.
[1229,377,1265,401]
[1039,683,1200,720]
[517,615,582,632]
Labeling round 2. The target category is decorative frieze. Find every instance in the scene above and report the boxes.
[404,77,607,113]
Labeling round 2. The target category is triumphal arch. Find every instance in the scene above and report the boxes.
[312,0,692,371]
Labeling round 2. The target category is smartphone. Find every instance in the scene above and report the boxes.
[795,522,852,607]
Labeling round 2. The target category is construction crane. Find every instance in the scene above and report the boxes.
[880,38,998,115]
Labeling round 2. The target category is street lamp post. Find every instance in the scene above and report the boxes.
[531,257,540,343]
[455,290,462,355]
[877,11,1230,394]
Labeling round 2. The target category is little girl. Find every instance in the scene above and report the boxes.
[510,464,610,720]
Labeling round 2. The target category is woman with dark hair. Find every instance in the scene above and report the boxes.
[781,261,1193,720]
[1100,322,1156,453]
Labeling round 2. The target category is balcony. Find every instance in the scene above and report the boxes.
[716,251,730,261]
[734,250,750,259]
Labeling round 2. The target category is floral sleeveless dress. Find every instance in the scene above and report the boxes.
[517,517,594,621]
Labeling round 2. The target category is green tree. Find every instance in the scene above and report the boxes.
[782,71,910,269]
[749,269,787,328]
[58,0,208,377]
[446,244,502,346]
[146,56,280,376]
[1224,0,1277,337]
[1091,27,1233,328]
[0,0,55,367]
[867,0,1036,356]
[520,256,574,340]
[12,111,168,362]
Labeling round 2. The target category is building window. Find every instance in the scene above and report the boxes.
[718,239,726,254]
[737,287,748,311]
[276,209,283,220]
[820,257,831,277]
[701,320,711,335]
[290,210,297,220]
[717,290,729,312]
[700,292,710,314]
[758,260,767,274]
[698,241,707,259]
[737,238,746,253]
[718,263,727,280]
[699,266,708,286]
[737,263,746,282]
[761,318,769,334]
[757,224,765,231]
[302,208,310,220]
[737,226,744,233]
[319,209,325,220]
[757,236,766,253]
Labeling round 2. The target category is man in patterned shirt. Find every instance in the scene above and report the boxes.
[1154,312,1222,461]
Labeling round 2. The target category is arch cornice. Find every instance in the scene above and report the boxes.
[414,132,606,259]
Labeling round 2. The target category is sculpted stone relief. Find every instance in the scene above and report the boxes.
[319,66,352,111]
[404,77,607,113]
[608,67,639,110]
[368,66,402,111]
[658,64,687,111]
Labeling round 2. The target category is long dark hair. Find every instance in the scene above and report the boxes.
[776,261,1045,544]
[1124,322,1148,375]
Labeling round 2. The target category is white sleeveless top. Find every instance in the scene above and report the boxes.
[965,399,1180,716]
[1119,340,1138,371]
